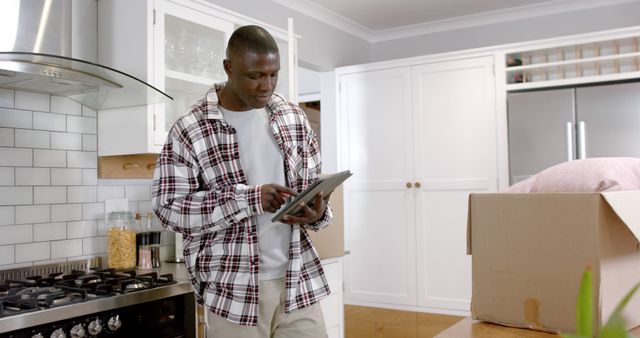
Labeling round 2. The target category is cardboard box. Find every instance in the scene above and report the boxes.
[467,191,640,334]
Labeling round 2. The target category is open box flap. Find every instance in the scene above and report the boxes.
[601,191,640,243]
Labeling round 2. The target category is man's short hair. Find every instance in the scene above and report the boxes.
[226,25,279,57]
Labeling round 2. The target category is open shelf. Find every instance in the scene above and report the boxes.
[505,35,640,90]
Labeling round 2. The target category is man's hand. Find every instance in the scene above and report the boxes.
[281,191,331,225]
[261,184,297,213]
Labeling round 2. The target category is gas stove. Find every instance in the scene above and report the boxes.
[0,260,195,338]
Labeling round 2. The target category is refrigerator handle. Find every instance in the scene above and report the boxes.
[578,121,587,159]
[565,122,574,162]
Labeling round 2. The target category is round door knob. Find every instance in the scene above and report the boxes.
[415,182,421,188]
[70,324,86,338]
[32,334,45,338]
[406,182,412,188]
[50,329,66,338]
[108,315,122,331]
[88,319,103,335]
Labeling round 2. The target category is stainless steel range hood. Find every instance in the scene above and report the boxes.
[0,0,171,111]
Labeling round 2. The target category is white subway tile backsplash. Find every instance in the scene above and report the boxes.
[0,90,158,266]
[15,242,50,263]
[34,222,67,241]
[15,129,50,148]
[67,151,97,168]
[51,204,82,222]
[16,205,50,224]
[82,134,97,151]
[34,186,66,204]
[67,116,96,134]
[15,168,50,185]
[125,185,151,201]
[0,89,13,108]
[0,245,14,265]
[0,187,32,205]
[51,132,81,150]
[0,108,31,129]
[0,128,14,147]
[97,186,124,202]
[82,169,97,185]
[128,201,139,214]
[0,225,33,245]
[83,203,104,221]
[0,167,14,185]
[68,186,96,203]
[82,106,97,117]
[51,96,81,116]
[35,258,67,265]
[51,168,82,185]
[34,149,66,167]
[33,112,65,131]
[68,220,97,238]
[0,206,14,225]
[97,222,107,236]
[51,239,82,258]
[83,236,106,255]
[0,148,32,166]
[15,91,49,112]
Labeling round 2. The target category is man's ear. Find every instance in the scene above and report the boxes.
[223,59,231,76]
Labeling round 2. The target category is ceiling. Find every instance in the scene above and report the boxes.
[273,0,637,42]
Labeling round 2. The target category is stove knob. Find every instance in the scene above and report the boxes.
[70,324,86,338]
[50,329,66,338]
[108,315,122,331]
[88,319,103,335]
[31,334,45,338]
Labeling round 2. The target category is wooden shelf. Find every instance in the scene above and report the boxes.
[506,70,640,91]
[165,69,220,94]
[506,51,640,72]
[505,35,640,89]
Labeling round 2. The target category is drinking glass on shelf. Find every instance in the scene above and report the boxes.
[165,38,178,71]
[189,42,205,77]
[205,50,222,80]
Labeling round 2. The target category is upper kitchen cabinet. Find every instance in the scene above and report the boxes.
[98,0,233,156]
[97,0,297,156]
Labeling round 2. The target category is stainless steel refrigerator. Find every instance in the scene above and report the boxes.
[507,82,640,184]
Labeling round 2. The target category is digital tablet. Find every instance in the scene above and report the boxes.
[271,170,352,222]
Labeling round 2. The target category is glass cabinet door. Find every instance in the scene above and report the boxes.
[153,0,234,145]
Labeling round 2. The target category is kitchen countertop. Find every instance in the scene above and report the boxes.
[0,262,194,333]
[435,317,640,338]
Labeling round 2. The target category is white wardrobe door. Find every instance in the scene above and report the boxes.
[412,56,498,312]
[341,67,417,306]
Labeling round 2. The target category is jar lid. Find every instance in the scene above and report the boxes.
[107,211,133,220]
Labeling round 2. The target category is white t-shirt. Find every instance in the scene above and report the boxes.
[219,105,291,280]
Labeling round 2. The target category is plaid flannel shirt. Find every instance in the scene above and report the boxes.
[152,83,332,326]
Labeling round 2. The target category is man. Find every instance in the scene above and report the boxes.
[152,25,332,338]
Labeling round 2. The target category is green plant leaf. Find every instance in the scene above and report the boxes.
[561,334,590,338]
[576,267,593,337]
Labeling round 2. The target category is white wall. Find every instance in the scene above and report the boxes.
[203,0,371,70]
[370,1,640,62]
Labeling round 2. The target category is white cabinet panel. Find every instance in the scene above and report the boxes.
[327,325,341,338]
[412,57,497,183]
[345,188,416,305]
[320,293,342,329]
[341,68,413,184]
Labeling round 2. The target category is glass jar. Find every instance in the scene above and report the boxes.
[106,211,136,270]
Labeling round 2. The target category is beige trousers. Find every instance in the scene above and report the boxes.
[206,278,328,338]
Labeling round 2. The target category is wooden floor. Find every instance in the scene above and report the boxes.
[345,305,464,338]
